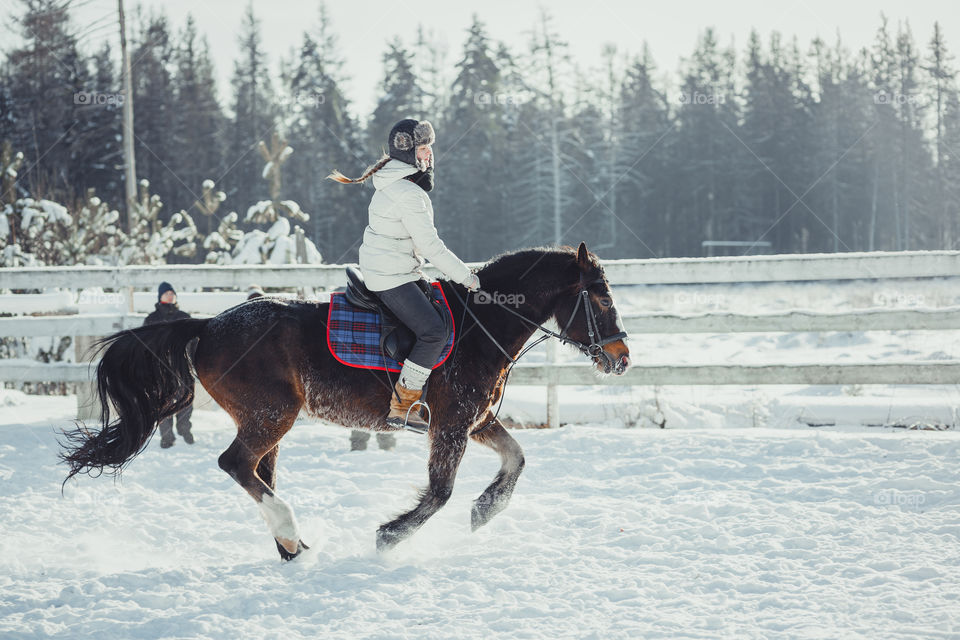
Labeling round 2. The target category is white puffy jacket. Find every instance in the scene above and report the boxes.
[358,159,473,292]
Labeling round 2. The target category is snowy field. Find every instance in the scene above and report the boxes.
[1,392,959,639]
[3,277,960,638]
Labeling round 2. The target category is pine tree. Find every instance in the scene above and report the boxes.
[439,14,505,259]
[925,22,958,247]
[0,64,15,158]
[492,42,540,252]
[741,32,818,253]
[830,41,875,251]
[224,2,278,220]
[671,28,743,255]
[867,16,901,250]
[811,36,857,251]
[942,90,960,247]
[5,0,85,198]
[368,38,424,153]
[566,84,609,252]
[172,15,227,225]
[131,9,178,218]
[615,45,670,256]
[413,25,450,117]
[892,21,931,249]
[283,1,364,261]
[72,43,123,208]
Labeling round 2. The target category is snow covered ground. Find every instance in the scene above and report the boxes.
[3,276,960,637]
[1,392,959,639]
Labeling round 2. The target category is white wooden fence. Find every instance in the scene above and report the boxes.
[3,250,960,425]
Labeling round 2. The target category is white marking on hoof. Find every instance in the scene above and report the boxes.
[258,493,300,546]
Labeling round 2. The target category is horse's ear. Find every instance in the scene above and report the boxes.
[576,242,590,271]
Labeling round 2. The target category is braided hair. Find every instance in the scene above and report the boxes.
[327,154,392,185]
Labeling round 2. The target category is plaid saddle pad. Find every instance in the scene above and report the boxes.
[326,282,455,372]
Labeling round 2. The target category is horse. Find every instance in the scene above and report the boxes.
[60,242,631,560]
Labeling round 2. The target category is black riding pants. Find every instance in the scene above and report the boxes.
[376,279,446,370]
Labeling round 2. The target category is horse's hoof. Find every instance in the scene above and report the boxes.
[276,539,309,561]
[471,494,505,531]
[376,527,403,552]
[471,504,483,532]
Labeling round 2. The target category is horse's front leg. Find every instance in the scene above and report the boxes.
[469,417,525,530]
[376,426,468,551]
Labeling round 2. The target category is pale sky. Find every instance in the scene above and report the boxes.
[3,0,959,118]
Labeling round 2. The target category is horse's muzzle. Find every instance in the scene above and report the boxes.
[613,354,630,375]
[596,341,630,376]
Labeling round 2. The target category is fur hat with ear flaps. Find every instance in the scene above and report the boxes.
[327,118,435,184]
[388,119,435,171]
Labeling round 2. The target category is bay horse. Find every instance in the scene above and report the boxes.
[60,242,631,560]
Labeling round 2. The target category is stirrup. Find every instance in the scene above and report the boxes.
[402,400,431,435]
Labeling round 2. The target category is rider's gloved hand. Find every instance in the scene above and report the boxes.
[463,273,481,292]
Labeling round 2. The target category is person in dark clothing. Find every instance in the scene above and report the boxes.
[145,281,195,448]
[145,282,192,324]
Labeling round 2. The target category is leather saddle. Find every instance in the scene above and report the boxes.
[343,266,451,364]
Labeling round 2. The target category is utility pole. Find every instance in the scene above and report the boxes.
[118,0,137,230]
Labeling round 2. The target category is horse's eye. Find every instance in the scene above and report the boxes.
[599,297,612,308]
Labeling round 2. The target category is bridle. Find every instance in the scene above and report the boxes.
[556,278,629,370]
[484,277,628,372]
[445,275,629,434]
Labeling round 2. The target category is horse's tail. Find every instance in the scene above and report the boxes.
[60,318,209,483]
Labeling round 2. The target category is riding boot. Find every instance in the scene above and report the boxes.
[386,381,430,433]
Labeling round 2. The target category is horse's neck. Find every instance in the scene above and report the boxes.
[470,261,568,360]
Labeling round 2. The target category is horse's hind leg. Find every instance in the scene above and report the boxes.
[376,428,468,552]
[469,418,525,531]
[218,410,307,561]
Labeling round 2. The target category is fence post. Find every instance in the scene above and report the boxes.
[294,225,306,264]
[546,339,559,428]
[293,225,312,298]
[74,334,98,421]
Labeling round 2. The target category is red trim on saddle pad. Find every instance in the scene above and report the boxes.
[326,282,455,373]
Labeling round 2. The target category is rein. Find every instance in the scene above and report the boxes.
[446,278,627,435]
[489,282,628,359]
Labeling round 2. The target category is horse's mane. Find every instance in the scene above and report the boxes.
[476,245,600,282]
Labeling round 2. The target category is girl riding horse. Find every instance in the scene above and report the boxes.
[61,242,630,560]
[329,118,480,432]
